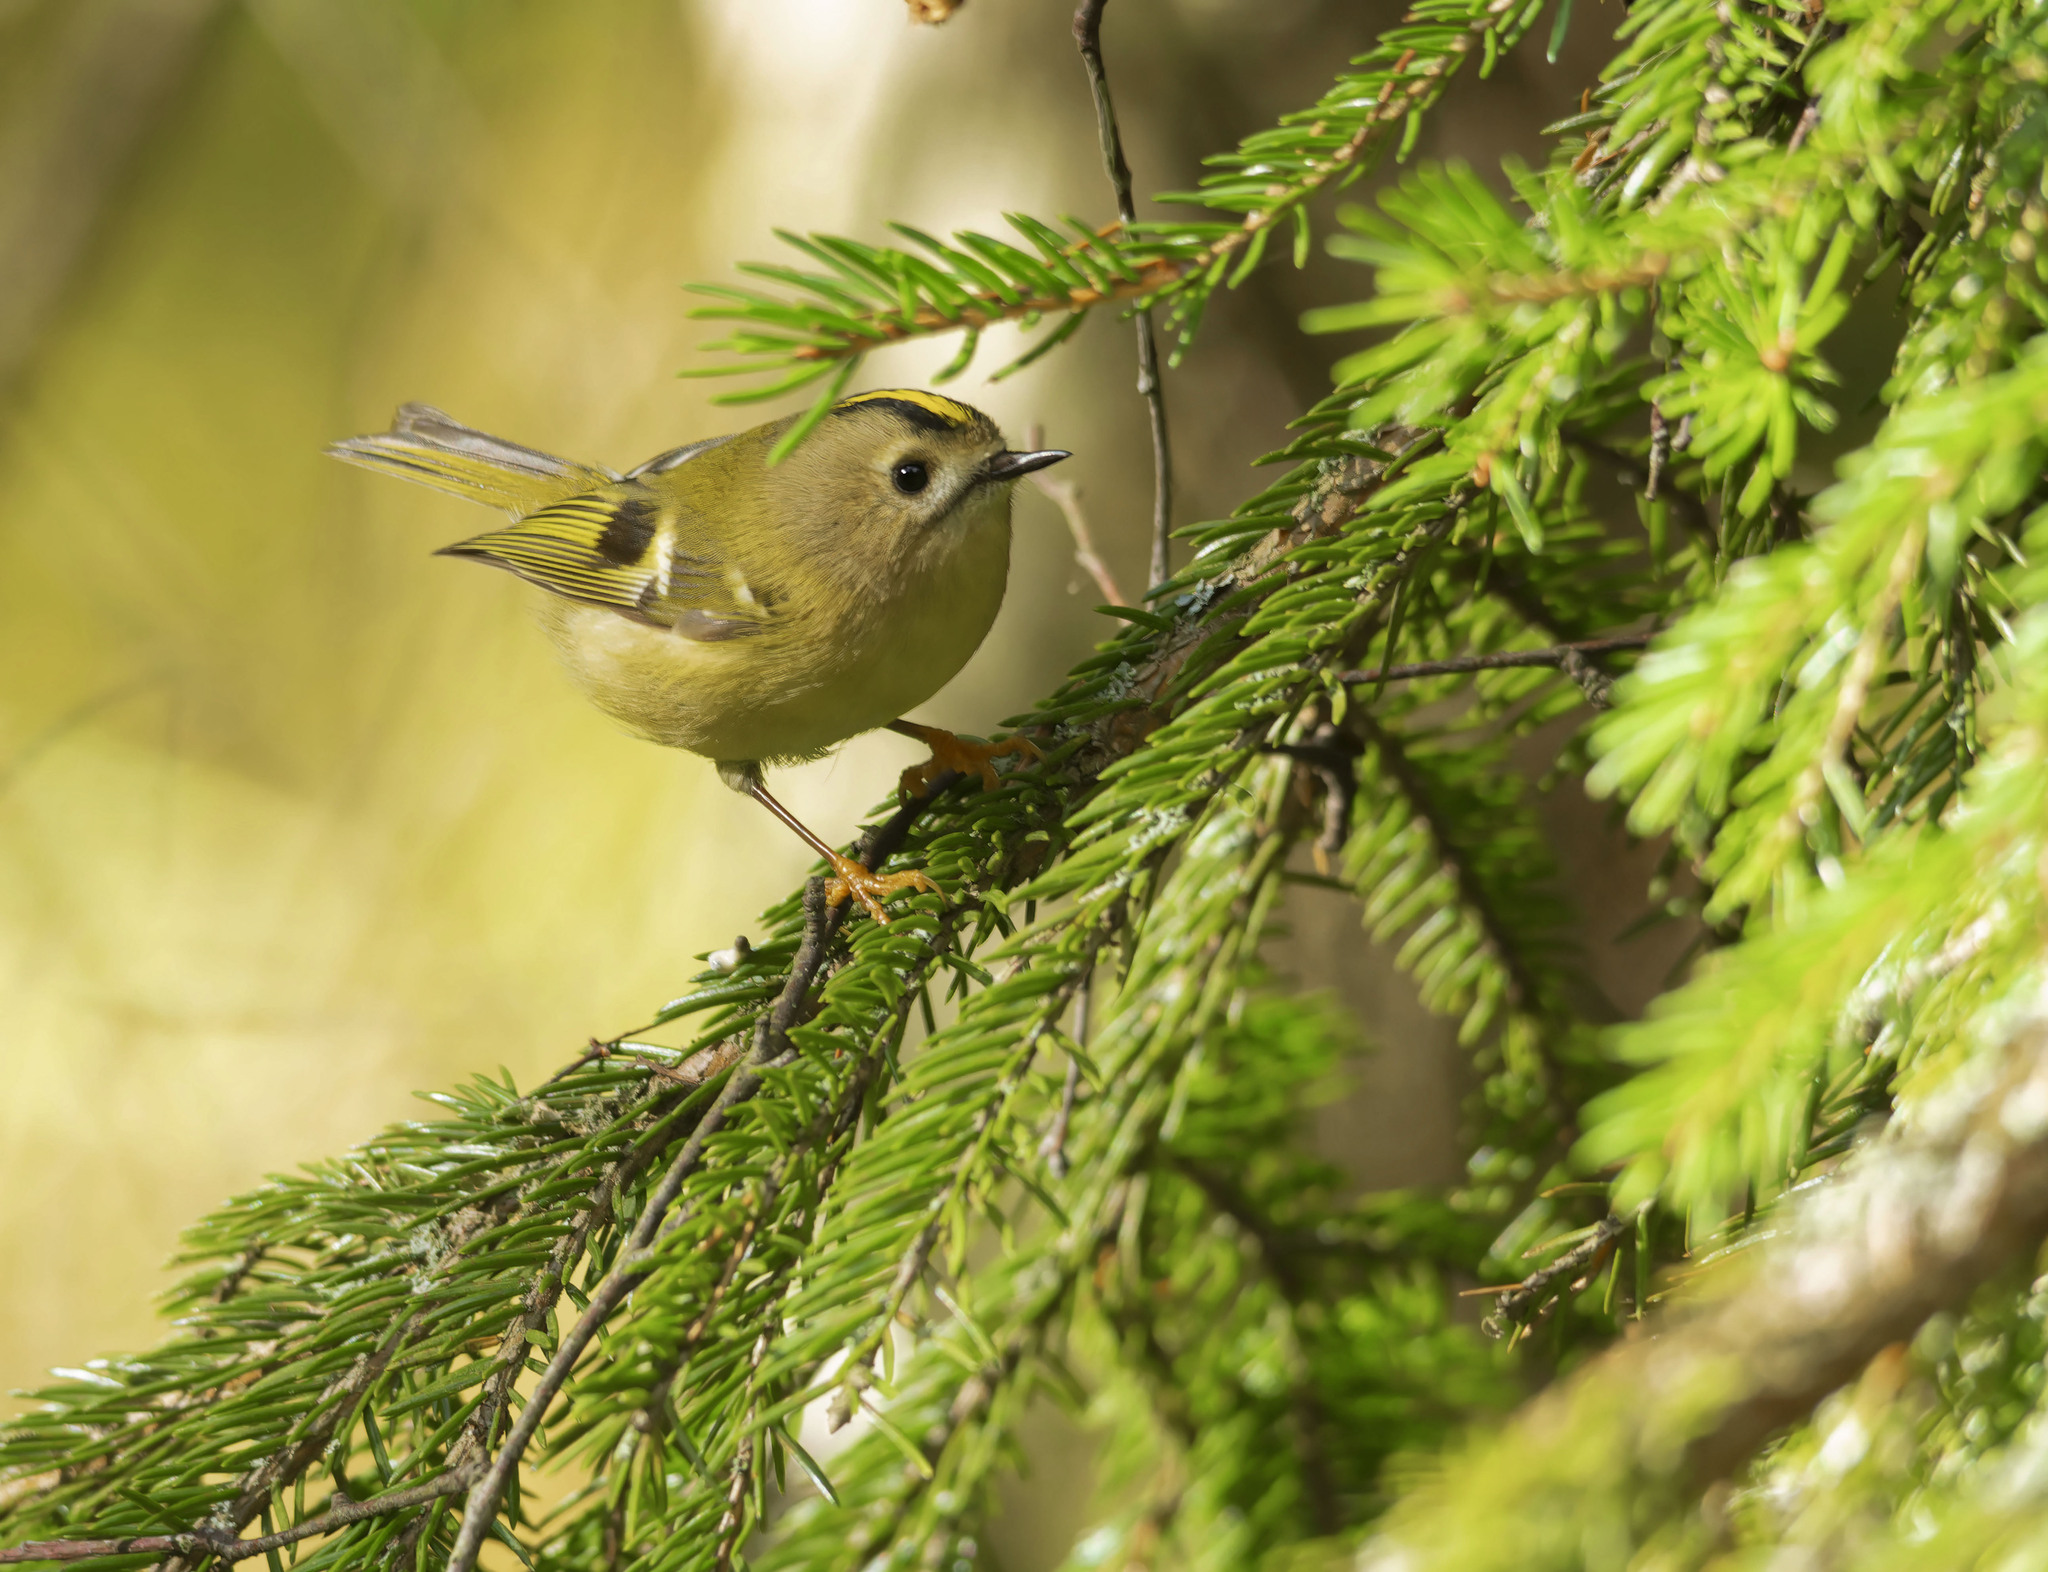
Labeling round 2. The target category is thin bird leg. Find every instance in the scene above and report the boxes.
[743,777,936,924]
[887,719,1041,800]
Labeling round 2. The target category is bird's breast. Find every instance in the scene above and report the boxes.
[822,516,1012,730]
[541,515,1011,765]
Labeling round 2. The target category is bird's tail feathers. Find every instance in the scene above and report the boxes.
[328,404,620,514]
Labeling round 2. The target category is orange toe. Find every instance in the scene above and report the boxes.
[823,854,941,924]
[897,727,1042,800]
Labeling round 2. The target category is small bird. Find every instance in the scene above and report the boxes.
[330,389,1069,920]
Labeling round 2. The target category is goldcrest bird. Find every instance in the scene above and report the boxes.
[329,389,1068,921]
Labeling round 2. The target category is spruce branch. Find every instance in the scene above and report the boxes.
[139,1061,727,1572]
[1037,1032,1086,1179]
[447,873,866,1572]
[770,761,1309,1569]
[826,919,1117,1427]
[1771,522,1922,857]
[596,970,914,1563]
[1149,1166,1343,1532]
[1368,989,2048,1570]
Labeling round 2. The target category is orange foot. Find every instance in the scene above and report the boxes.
[892,721,1042,800]
[823,852,940,924]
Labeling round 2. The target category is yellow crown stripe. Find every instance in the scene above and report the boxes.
[835,388,977,428]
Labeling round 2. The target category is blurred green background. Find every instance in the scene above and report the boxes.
[0,5,1633,1549]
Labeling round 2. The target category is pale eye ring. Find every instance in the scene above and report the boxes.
[892,459,930,495]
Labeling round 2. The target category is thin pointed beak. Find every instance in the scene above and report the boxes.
[982,448,1071,482]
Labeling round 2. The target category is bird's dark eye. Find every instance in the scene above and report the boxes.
[892,459,930,495]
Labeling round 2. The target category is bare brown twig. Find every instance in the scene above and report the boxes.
[1478,1213,1636,1338]
[1335,634,1653,699]
[1026,423,1129,606]
[1074,0,1173,589]
[1266,722,1363,875]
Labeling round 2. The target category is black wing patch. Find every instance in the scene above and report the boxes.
[438,484,764,639]
[595,496,659,564]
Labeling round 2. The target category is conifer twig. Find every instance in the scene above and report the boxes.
[1040,1052,1084,1178]
[1335,634,1653,689]
[1479,1213,1636,1338]
[1038,970,1089,1179]
[828,918,1120,1427]
[0,1472,476,1565]
[1073,0,1173,590]
[1348,709,1547,1035]
[841,1179,1138,1558]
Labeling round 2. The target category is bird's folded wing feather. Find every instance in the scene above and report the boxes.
[437,485,766,639]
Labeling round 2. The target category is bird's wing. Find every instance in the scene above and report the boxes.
[626,432,737,477]
[437,484,767,639]
[329,404,621,515]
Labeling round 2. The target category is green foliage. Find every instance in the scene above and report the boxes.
[15,1,2048,1570]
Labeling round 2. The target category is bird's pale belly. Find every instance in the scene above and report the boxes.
[542,525,1010,764]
